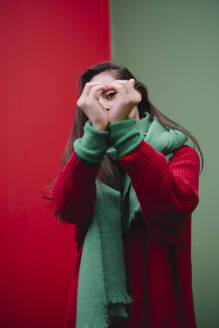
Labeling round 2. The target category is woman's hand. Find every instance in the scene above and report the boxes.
[76,82,109,130]
[76,79,142,130]
[105,79,142,123]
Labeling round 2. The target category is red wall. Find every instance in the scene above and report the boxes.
[0,1,111,327]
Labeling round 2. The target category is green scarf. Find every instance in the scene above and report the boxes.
[76,113,188,328]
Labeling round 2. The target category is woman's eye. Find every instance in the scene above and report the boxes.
[106,91,117,99]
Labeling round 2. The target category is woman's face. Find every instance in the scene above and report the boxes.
[90,71,140,121]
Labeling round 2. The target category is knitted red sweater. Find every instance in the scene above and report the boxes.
[52,141,200,328]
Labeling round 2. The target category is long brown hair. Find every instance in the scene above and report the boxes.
[45,61,203,222]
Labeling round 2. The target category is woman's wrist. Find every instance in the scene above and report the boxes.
[73,120,109,164]
[109,118,144,159]
[92,121,108,131]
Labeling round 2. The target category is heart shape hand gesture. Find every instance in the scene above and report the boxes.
[76,79,142,130]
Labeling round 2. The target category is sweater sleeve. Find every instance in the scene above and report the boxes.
[52,151,98,225]
[108,118,200,244]
[52,152,99,249]
[52,121,110,246]
[120,141,200,235]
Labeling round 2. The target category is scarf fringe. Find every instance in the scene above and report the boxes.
[108,295,133,304]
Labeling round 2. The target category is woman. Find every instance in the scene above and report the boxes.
[52,61,202,328]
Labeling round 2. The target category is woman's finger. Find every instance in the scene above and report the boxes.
[106,79,135,96]
[104,80,126,96]
[89,84,108,101]
[82,81,105,98]
[129,78,135,87]
[110,80,138,105]
[126,79,142,103]
[77,84,107,111]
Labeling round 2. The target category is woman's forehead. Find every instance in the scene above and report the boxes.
[90,71,116,84]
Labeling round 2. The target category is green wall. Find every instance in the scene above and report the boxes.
[110,0,219,326]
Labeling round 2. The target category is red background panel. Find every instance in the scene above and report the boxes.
[0,1,111,327]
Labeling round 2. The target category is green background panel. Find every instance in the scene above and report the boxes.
[110,0,219,326]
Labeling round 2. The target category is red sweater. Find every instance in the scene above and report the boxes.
[52,141,200,328]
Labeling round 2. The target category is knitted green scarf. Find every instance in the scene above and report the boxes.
[76,113,188,328]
